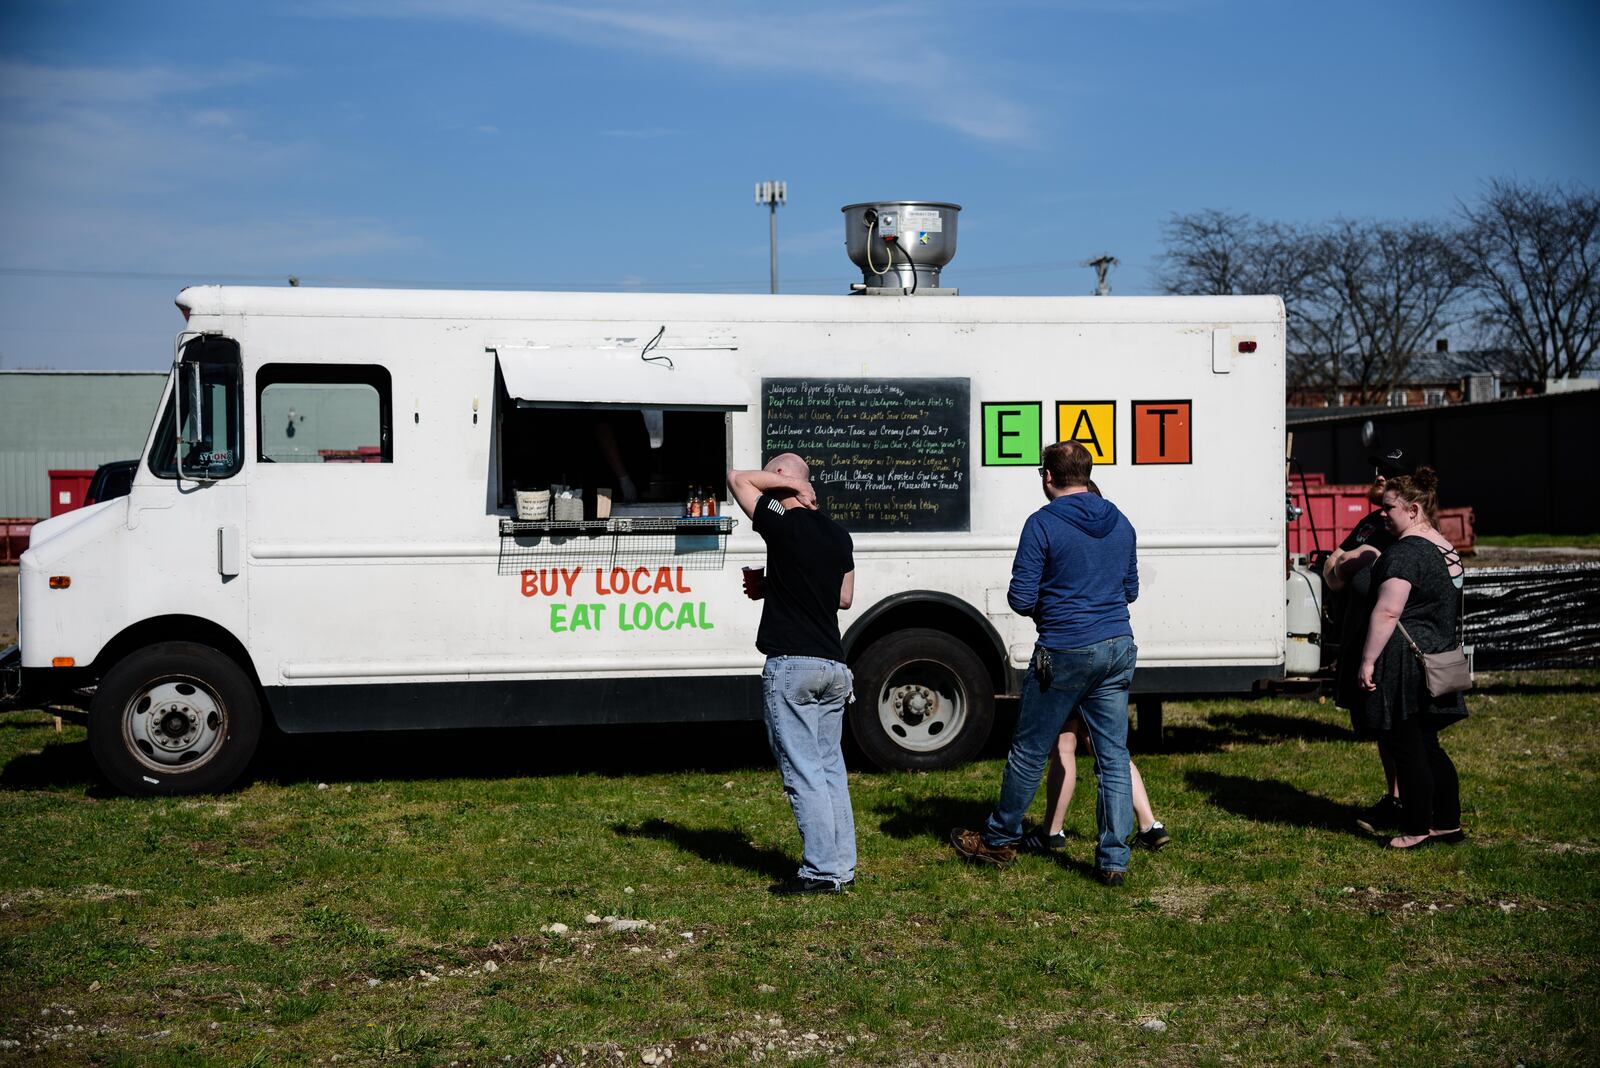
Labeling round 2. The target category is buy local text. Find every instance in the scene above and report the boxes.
[521,566,713,634]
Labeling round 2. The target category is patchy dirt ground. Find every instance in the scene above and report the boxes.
[1467,546,1600,569]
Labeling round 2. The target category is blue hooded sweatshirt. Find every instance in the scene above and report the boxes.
[1007,491,1139,650]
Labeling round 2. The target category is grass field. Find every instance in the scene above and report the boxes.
[1,673,1597,1066]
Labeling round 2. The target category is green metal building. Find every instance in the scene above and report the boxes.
[0,370,169,519]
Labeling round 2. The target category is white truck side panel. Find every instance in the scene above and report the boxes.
[22,288,1285,706]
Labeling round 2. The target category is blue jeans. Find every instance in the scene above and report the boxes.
[983,635,1137,872]
[762,656,856,885]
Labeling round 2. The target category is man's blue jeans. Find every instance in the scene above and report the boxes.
[983,635,1138,872]
[762,656,856,885]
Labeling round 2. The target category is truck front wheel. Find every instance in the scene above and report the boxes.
[89,642,261,796]
[848,628,995,770]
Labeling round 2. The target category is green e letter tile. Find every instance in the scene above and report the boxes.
[982,402,1041,466]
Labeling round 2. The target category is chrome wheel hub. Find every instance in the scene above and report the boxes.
[125,679,225,770]
[876,662,967,754]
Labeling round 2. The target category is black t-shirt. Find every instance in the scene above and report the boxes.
[1333,509,1398,713]
[752,493,854,662]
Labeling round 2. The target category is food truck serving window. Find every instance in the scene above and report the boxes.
[256,364,393,464]
[492,346,746,513]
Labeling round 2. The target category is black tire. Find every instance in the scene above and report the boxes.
[89,642,262,796]
[848,628,995,770]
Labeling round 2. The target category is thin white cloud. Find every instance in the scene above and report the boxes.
[0,59,278,105]
[326,1,1035,143]
[0,59,420,272]
[600,127,676,139]
[189,108,238,129]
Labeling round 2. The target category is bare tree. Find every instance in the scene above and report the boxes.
[1158,210,1337,398]
[1459,179,1600,385]
[1301,219,1473,405]
[1156,210,1257,295]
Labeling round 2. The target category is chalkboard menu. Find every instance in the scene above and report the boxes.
[762,378,970,532]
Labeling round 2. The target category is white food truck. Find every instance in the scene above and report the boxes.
[2,201,1308,795]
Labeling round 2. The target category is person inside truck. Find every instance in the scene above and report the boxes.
[1323,448,1410,836]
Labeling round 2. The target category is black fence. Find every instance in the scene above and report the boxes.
[1464,564,1600,670]
[1288,390,1600,535]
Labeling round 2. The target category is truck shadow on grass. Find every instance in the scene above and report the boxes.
[0,718,779,792]
[256,722,778,785]
[1184,769,1366,835]
[612,818,794,880]
[0,736,107,793]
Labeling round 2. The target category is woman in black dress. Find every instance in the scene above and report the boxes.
[1357,467,1467,849]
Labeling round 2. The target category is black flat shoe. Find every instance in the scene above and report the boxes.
[1430,829,1466,845]
[768,876,842,896]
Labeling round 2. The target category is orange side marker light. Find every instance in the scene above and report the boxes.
[52,657,75,668]
[49,576,71,589]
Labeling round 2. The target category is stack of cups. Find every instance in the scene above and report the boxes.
[515,488,551,521]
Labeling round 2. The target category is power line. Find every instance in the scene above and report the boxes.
[0,259,1095,292]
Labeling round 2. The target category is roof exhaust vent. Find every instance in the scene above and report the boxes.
[842,201,960,295]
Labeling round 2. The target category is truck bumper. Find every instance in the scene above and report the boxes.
[0,645,94,715]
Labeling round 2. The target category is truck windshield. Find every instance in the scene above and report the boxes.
[149,339,244,480]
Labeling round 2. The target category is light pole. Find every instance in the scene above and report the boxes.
[755,180,787,294]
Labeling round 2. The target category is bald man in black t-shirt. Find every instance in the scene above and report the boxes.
[728,453,857,896]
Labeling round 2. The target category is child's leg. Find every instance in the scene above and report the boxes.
[1043,723,1081,835]
[1129,759,1157,832]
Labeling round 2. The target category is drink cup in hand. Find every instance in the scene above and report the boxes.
[741,566,765,601]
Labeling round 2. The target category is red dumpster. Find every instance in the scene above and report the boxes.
[1437,507,1476,555]
[1288,478,1477,557]
[47,469,95,517]
[1287,481,1373,556]
[1,518,37,565]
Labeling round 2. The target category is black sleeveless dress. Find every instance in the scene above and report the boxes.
[1354,536,1469,733]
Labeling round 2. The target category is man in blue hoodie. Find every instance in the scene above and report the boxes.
[951,440,1140,885]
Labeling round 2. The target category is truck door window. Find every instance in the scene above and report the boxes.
[149,338,244,480]
[256,364,393,463]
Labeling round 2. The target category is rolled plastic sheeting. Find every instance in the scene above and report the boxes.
[1463,564,1600,670]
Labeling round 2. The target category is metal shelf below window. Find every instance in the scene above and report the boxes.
[497,516,737,575]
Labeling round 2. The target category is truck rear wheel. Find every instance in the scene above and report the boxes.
[848,628,994,770]
[89,642,261,796]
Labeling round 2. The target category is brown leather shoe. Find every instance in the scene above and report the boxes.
[950,828,1018,867]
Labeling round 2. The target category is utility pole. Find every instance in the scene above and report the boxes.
[1083,253,1118,296]
[755,181,787,294]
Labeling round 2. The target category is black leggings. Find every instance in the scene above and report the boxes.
[1383,716,1461,835]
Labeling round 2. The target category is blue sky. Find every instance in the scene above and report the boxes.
[1,0,1596,370]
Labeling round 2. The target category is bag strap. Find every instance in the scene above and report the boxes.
[1394,620,1426,660]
